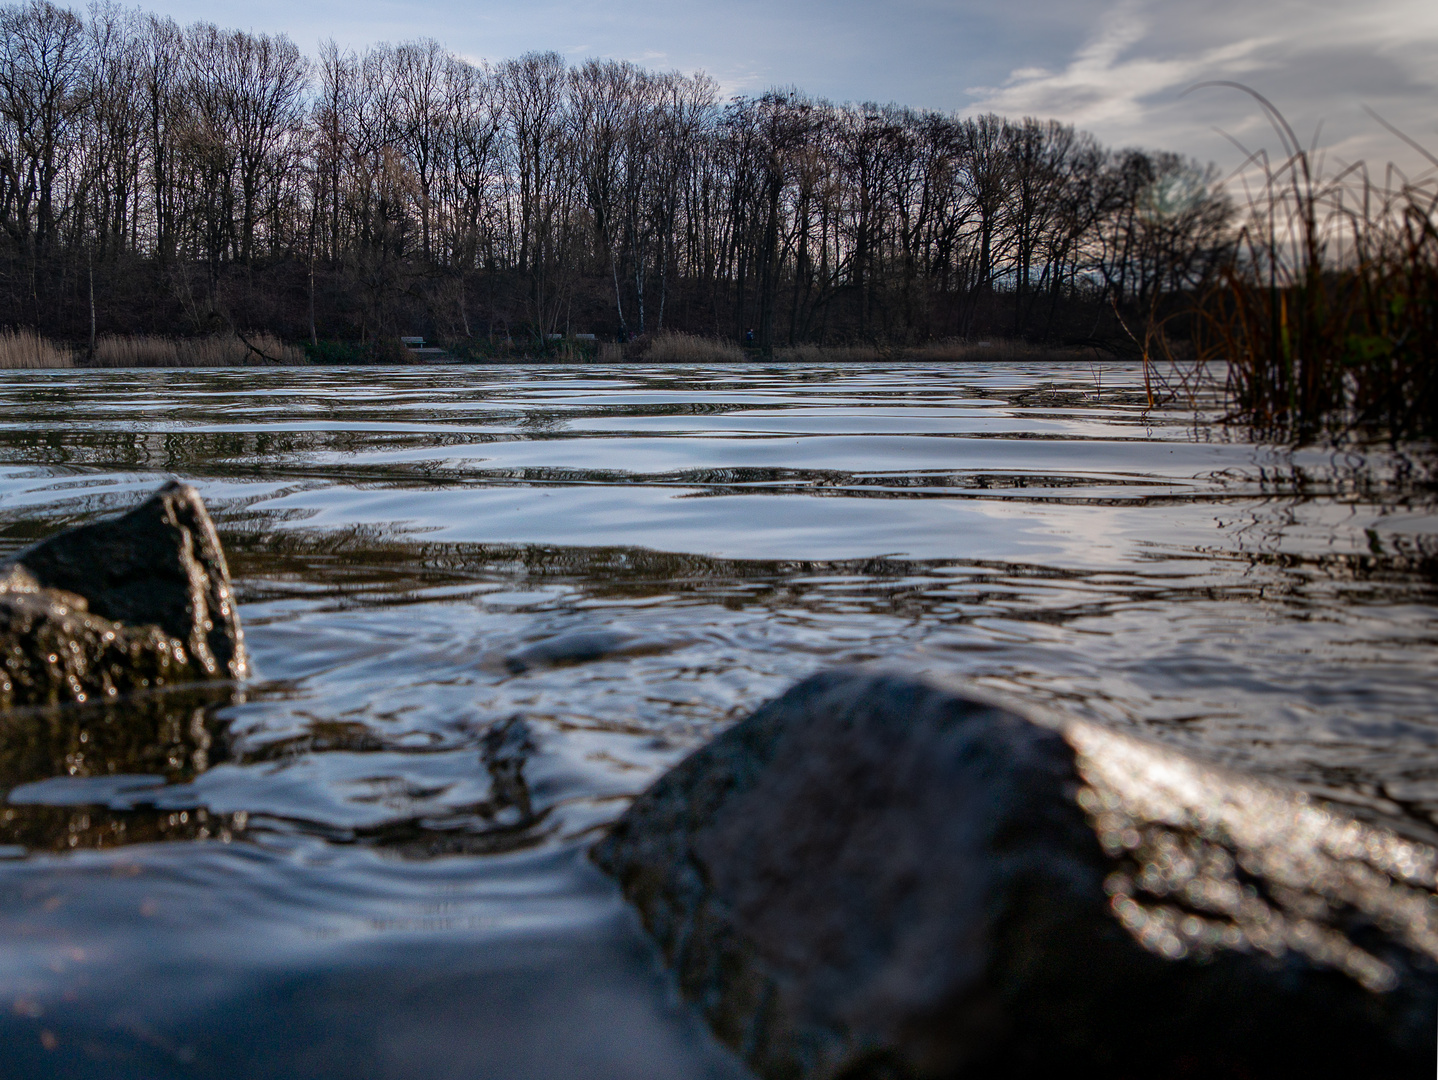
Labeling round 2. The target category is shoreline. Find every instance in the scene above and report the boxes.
[1,333,1128,371]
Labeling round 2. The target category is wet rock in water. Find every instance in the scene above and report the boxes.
[592,669,1438,1079]
[0,565,202,708]
[10,481,246,679]
[504,629,636,673]
[502,628,679,673]
[482,714,538,821]
[0,482,246,708]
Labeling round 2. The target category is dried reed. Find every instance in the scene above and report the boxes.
[632,331,746,363]
[613,334,1093,365]
[0,328,73,369]
[1192,86,1438,439]
[89,333,306,367]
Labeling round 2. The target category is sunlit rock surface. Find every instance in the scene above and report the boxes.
[7,480,246,681]
[0,565,200,709]
[593,669,1438,1079]
[0,481,246,711]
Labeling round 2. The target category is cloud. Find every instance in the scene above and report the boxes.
[964,0,1438,176]
[968,0,1270,130]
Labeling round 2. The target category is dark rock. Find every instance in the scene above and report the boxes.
[502,629,680,673]
[504,630,637,673]
[592,669,1438,1079]
[0,564,201,708]
[0,482,246,708]
[482,714,537,820]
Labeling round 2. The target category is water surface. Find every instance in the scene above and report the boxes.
[0,363,1434,1076]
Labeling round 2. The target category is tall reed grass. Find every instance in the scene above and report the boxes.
[615,331,1087,365]
[626,330,746,363]
[90,332,306,367]
[1,330,306,368]
[1192,87,1438,440]
[0,328,73,368]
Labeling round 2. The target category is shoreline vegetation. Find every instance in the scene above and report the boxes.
[1192,90,1437,441]
[0,328,307,368]
[1105,85,1438,442]
[0,3,1432,437]
[0,3,1228,369]
[0,327,1096,369]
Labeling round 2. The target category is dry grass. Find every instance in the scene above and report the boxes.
[0,328,73,369]
[632,330,746,363]
[601,333,1096,365]
[90,332,305,367]
[1189,88,1438,439]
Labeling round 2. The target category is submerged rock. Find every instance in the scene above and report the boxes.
[0,482,246,708]
[592,669,1438,1079]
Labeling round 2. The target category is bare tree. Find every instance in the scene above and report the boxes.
[0,3,1234,351]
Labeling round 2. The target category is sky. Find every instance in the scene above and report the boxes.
[140,0,1438,183]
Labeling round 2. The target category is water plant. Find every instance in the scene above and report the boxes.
[1191,85,1438,441]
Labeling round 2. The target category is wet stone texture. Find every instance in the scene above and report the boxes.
[0,482,246,710]
[592,669,1438,1079]
[0,565,198,709]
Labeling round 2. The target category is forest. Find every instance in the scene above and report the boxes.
[0,0,1236,356]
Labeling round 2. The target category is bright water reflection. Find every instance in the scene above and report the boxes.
[0,363,1433,1076]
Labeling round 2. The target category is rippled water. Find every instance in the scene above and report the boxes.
[0,363,1434,1076]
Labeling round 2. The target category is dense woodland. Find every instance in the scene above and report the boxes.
[0,0,1235,354]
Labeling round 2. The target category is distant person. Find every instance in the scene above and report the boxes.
[745,328,754,346]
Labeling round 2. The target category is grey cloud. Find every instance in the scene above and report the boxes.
[967,0,1438,174]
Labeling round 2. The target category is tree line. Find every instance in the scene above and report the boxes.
[0,0,1234,354]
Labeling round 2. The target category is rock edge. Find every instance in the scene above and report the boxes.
[592,669,1438,1079]
[1,482,246,708]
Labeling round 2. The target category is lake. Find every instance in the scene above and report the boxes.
[0,362,1434,1077]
